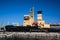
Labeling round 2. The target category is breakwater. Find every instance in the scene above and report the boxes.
[0,32,60,40]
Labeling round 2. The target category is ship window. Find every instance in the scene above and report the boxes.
[38,19,41,21]
[24,16,29,20]
[31,16,33,17]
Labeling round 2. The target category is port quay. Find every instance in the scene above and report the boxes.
[0,32,60,40]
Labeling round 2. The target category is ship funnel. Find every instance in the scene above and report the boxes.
[37,11,42,14]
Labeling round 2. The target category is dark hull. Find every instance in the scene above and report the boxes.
[5,25,60,32]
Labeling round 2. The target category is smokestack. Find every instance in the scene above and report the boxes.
[37,10,42,21]
[37,11,42,14]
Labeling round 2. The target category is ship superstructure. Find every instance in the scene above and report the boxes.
[24,7,34,26]
[23,7,50,28]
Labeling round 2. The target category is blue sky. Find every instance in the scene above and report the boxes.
[0,0,60,26]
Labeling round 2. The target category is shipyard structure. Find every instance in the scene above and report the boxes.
[23,7,50,28]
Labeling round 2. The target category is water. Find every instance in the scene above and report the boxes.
[0,32,60,40]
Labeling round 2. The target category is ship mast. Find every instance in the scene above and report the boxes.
[30,7,34,25]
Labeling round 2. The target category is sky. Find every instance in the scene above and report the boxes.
[0,0,60,26]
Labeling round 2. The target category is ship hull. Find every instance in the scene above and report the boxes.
[5,25,60,32]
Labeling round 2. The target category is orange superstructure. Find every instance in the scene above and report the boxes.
[33,22,38,25]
